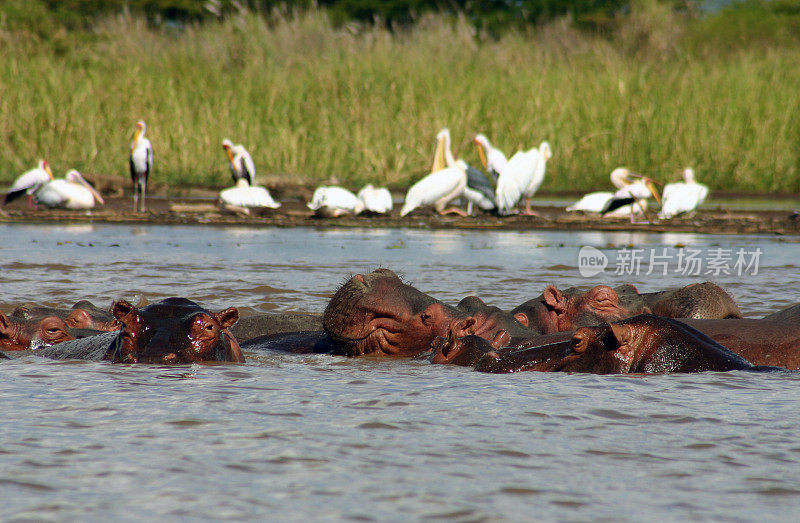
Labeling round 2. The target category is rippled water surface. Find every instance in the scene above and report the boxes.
[2,223,800,520]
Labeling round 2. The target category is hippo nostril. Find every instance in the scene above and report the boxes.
[162,353,178,364]
[354,274,366,284]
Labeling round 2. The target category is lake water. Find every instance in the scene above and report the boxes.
[1,223,799,520]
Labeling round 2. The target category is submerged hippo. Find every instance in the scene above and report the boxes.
[321,269,536,357]
[229,312,322,342]
[618,282,742,319]
[475,314,768,374]
[10,301,119,332]
[244,269,534,357]
[763,303,800,325]
[510,285,632,334]
[38,298,243,364]
[678,318,800,370]
[0,311,77,351]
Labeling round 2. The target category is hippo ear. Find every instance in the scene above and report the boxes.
[543,286,566,313]
[112,300,137,325]
[216,307,239,330]
[449,317,477,338]
[609,323,631,347]
[0,312,10,334]
[513,312,529,327]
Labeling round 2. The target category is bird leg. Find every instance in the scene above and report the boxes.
[439,207,469,217]
[630,199,654,225]
[519,198,539,217]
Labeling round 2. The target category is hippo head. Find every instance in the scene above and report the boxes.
[65,308,120,331]
[476,314,743,374]
[0,312,75,351]
[473,324,621,374]
[431,320,511,366]
[512,285,630,334]
[323,269,458,357]
[108,298,242,364]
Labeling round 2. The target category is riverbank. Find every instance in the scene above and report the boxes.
[2,187,799,236]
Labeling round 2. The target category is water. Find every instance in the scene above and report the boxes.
[1,223,799,520]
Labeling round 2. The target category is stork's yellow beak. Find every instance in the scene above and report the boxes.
[131,127,142,153]
[44,162,54,180]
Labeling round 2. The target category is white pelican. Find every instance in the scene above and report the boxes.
[35,170,105,209]
[566,167,632,213]
[520,141,552,215]
[130,120,153,212]
[436,129,495,214]
[222,138,255,185]
[658,168,709,219]
[600,168,662,223]
[219,179,280,209]
[357,184,393,214]
[400,129,467,217]
[307,186,364,217]
[4,160,54,207]
[494,145,541,216]
[473,134,507,180]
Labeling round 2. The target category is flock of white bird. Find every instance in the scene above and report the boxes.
[3,121,709,220]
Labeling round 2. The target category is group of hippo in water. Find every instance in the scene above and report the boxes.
[2,268,799,374]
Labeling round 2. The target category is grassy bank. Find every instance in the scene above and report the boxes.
[1,5,799,194]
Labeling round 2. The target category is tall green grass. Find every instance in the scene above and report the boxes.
[1,7,798,193]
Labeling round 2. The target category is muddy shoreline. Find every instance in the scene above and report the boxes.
[2,186,800,235]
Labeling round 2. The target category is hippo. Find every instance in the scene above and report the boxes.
[10,301,120,331]
[430,320,573,366]
[618,282,742,319]
[510,285,632,334]
[37,298,243,364]
[0,311,76,351]
[678,318,800,370]
[763,303,800,325]
[229,312,322,342]
[474,314,770,374]
[321,269,536,357]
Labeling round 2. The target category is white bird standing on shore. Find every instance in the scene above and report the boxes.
[308,186,365,217]
[4,160,54,207]
[566,167,633,213]
[658,168,709,219]
[357,184,393,214]
[494,143,542,216]
[520,141,552,215]
[129,120,153,212]
[473,134,507,180]
[219,179,281,209]
[400,128,467,217]
[34,170,105,209]
[222,138,255,185]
